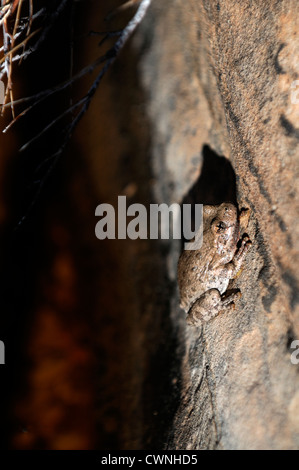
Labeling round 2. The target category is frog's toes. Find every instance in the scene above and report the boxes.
[236,235,252,259]
[221,290,241,306]
[239,207,251,231]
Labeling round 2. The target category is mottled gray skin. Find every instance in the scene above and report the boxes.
[178,203,252,326]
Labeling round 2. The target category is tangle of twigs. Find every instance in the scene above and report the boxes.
[0,0,46,117]
[3,0,152,152]
[2,0,151,141]
[1,0,152,225]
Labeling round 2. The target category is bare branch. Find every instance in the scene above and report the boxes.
[22,0,69,59]
[2,0,152,226]
[4,0,152,136]
[0,1,70,116]
[0,26,41,66]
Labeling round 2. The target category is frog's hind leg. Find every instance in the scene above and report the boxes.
[186,288,222,326]
[186,289,241,327]
[221,289,242,308]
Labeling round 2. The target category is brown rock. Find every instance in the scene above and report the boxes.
[135,0,299,449]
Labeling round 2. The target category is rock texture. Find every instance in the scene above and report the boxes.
[131,0,299,449]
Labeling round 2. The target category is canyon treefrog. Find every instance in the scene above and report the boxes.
[178,203,252,326]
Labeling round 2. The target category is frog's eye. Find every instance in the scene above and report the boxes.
[217,221,226,229]
[215,221,226,232]
[212,218,226,233]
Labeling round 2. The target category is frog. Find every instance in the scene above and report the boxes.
[178,202,252,327]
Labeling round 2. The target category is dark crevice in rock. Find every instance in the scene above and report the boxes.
[187,145,237,205]
[180,145,237,248]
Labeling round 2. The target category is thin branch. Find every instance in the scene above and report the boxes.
[0,0,44,115]
[2,51,108,131]
[3,0,152,227]
[0,26,41,65]
[19,0,34,63]
[19,96,86,152]
[21,0,69,60]
[38,0,152,156]
[35,0,152,142]
[3,0,152,134]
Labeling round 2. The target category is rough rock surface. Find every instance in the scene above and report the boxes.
[135,0,299,449]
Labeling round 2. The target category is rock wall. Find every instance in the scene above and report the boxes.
[135,0,299,449]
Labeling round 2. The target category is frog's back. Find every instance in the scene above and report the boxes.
[178,249,209,310]
[178,248,231,311]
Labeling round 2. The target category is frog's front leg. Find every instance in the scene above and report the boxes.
[186,288,240,326]
[239,207,251,232]
[225,234,252,279]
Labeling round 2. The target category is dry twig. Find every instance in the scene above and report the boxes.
[1,0,152,225]
[0,0,68,116]
[4,0,152,144]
